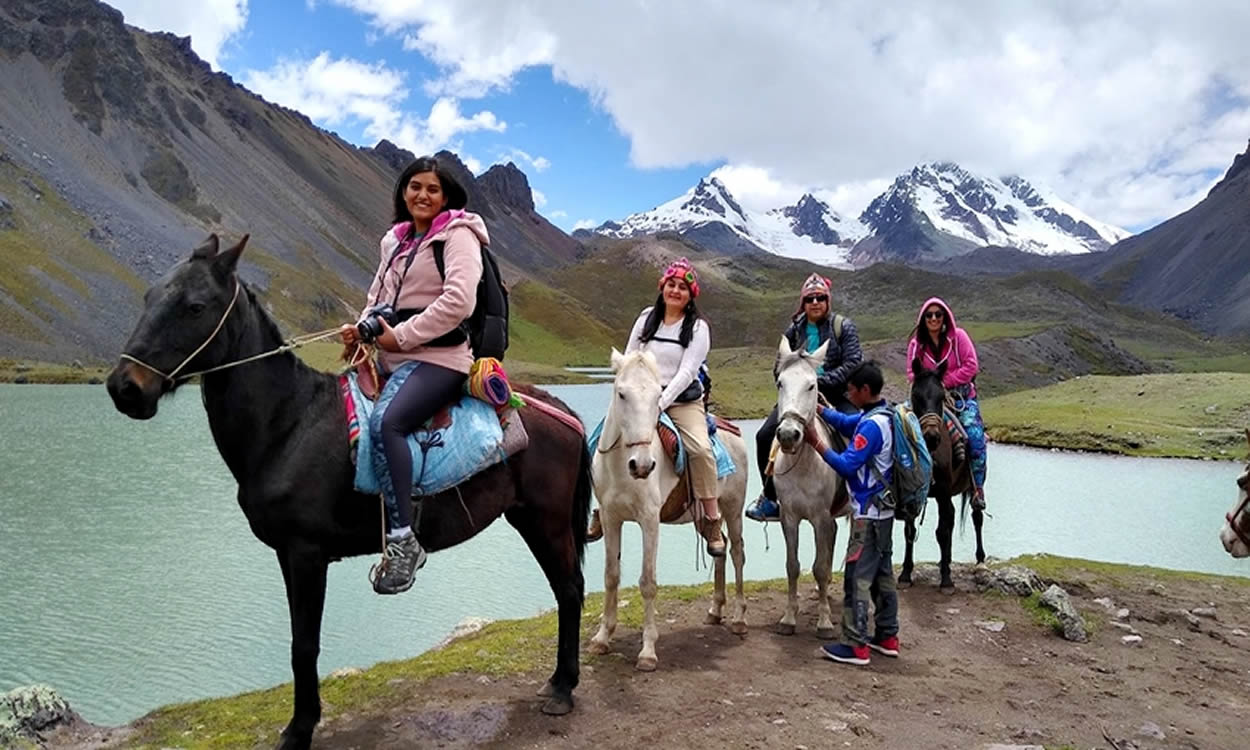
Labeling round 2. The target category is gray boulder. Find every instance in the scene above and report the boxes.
[975,565,1044,596]
[1,685,79,743]
[1039,584,1088,642]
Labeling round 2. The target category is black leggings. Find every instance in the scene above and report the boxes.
[755,397,857,501]
[380,361,467,529]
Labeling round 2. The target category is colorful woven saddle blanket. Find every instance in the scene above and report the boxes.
[339,362,528,504]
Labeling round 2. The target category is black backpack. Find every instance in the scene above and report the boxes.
[432,240,510,361]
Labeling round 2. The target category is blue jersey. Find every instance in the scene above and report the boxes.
[818,400,893,519]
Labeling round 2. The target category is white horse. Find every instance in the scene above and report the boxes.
[771,338,850,639]
[588,348,749,670]
[1219,429,1250,558]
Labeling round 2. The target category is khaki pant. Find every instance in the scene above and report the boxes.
[666,400,718,499]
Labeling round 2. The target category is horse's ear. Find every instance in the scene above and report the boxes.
[610,347,624,372]
[777,336,792,358]
[192,234,219,259]
[810,340,829,364]
[936,360,948,379]
[911,356,924,376]
[213,234,249,278]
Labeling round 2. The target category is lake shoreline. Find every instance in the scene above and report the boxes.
[22,554,1250,750]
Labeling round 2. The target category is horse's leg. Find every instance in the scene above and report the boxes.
[776,514,801,635]
[937,493,956,593]
[505,506,583,716]
[899,514,916,588]
[636,517,661,671]
[587,514,623,656]
[973,506,986,564]
[275,545,327,750]
[812,513,836,640]
[726,503,748,636]
[707,532,727,626]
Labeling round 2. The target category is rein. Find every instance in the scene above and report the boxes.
[120,279,342,383]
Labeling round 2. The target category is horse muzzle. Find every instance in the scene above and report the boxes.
[776,423,803,454]
[107,362,163,420]
[1221,520,1250,558]
[627,454,657,480]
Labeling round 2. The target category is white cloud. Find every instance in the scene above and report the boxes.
[549,210,568,219]
[532,188,547,208]
[242,54,504,157]
[496,148,551,172]
[107,0,248,68]
[572,219,598,231]
[327,0,1250,228]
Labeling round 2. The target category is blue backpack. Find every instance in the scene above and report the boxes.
[868,404,933,520]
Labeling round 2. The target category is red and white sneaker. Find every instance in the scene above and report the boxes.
[869,634,900,657]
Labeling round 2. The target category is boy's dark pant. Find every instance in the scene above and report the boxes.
[841,515,898,645]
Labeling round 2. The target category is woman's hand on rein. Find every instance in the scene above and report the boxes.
[375,318,401,352]
[339,324,359,346]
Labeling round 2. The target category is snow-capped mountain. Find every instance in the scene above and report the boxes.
[591,162,1131,269]
[852,162,1130,264]
[593,177,865,267]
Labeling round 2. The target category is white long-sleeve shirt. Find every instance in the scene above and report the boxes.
[625,307,710,411]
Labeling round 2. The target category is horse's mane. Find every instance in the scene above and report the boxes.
[616,349,660,379]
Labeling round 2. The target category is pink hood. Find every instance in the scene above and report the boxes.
[915,296,958,330]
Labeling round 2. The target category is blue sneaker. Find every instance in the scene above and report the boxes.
[820,643,870,665]
[745,495,780,522]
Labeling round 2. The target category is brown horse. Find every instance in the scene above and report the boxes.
[898,359,986,592]
[106,235,591,750]
[1219,429,1250,558]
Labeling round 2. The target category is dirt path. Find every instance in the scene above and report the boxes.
[310,562,1249,750]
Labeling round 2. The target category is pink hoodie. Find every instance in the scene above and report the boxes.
[362,210,489,375]
[905,296,979,397]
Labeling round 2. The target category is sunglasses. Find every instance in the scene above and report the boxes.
[803,295,828,305]
[924,311,944,320]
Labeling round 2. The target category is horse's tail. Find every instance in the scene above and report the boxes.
[571,440,593,576]
[958,489,970,535]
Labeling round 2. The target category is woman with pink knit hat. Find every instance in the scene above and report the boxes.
[746,272,863,523]
[586,257,726,555]
[906,297,987,508]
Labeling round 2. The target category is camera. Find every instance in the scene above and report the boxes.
[356,302,398,343]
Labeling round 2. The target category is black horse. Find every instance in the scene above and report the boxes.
[898,359,986,592]
[107,235,591,749]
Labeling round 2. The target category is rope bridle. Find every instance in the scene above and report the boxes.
[119,279,342,383]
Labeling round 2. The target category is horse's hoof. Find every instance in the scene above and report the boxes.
[705,612,723,625]
[274,730,311,750]
[537,680,554,697]
[815,626,836,640]
[586,640,610,656]
[540,694,574,716]
[636,655,658,672]
[730,620,748,636]
[775,622,796,636]
[940,584,956,596]
[898,578,913,589]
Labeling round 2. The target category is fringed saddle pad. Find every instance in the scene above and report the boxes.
[340,364,529,508]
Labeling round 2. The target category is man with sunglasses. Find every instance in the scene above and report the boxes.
[746,273,863,522]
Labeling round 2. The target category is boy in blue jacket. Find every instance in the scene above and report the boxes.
[815,360,900,665]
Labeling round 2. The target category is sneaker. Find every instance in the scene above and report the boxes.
[700,516,726,557]
[820,643,870,666]
[745,494,780,523]
[586,508,603,543]
[372,532,427,595]
[869,634,900,657]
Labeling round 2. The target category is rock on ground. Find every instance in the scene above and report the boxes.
[1039,584,1088,642]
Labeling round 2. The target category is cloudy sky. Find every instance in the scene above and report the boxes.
[109,0,1250,234]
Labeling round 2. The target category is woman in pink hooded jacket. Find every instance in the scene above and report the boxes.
[340,156,488,595]
[905,297,987,508]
